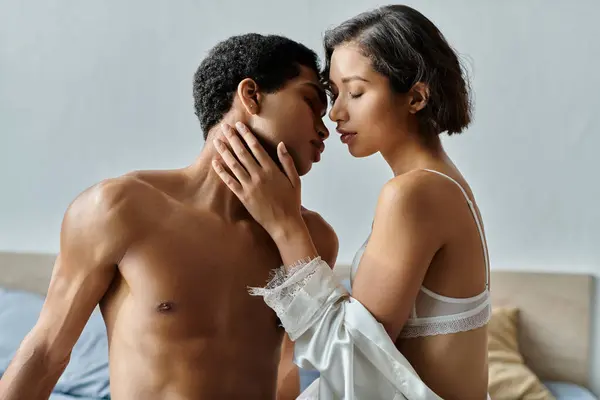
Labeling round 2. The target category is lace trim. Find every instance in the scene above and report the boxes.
[248,257,322,317]
[399,303,491,338]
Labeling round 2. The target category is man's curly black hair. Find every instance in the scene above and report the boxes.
[193,33,321,140]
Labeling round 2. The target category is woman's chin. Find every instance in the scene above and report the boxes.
[347,143,375,158]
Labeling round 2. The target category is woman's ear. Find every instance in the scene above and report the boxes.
[408,82,430,114]
[237,78,261,115]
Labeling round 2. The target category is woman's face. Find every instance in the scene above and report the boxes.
[328,43,412,158]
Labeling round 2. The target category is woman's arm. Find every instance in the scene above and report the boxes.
[275,210,338,400]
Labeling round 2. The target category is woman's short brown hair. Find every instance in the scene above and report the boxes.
[323,5,473,137]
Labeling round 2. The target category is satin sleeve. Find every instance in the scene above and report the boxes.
[249,257,442,400]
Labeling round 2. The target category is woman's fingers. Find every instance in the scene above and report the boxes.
[278,142,301,188]
[211,158,244,197]
[232,122,274,170]
[213,138,251,184]
[220,123,261,176]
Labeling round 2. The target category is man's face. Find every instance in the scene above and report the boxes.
[251,66,329,176]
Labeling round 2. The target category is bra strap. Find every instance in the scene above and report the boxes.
[421,169,490,288]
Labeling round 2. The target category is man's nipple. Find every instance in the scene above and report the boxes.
[156,301,175,313]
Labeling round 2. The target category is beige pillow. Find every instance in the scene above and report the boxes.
[488,307,556,400]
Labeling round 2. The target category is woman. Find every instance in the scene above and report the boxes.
[213,5,490,399]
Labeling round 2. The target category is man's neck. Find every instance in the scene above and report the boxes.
[181,128,250,221]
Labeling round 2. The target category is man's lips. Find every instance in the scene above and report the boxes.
[310,140,324,162]
[311,140,325,153]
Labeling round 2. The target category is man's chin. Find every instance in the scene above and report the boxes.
[296,161,312,177]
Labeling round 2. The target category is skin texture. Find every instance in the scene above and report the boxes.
[214,43,489,400]
[0,66,338,400]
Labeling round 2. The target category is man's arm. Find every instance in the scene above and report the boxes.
[276,209,338,400]
[0,178,139,400]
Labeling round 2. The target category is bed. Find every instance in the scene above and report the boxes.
[488,271,596,399]
[0,252,109,400]
[0,251,597,399]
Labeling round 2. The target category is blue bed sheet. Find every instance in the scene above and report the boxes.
[0,287,110,399]
[49,393,102,400]
[544,381,598,400]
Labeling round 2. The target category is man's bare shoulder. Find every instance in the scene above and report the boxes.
[123,169,188,197]
[301,207,339,267]
[56,176,161,268]
[67,175,165,232]
[76,175,154,209]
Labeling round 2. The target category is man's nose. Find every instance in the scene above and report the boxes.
[318,124,330,140]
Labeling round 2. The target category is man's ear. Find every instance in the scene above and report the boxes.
[237,78,261,115]
[408,82,430,114]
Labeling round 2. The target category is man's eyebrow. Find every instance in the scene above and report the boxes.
[341,75,369,83]
[302,82,328,110]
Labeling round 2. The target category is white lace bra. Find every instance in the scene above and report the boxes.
[341,169,491,338]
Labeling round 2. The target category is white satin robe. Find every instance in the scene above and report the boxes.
[249,257,443,400]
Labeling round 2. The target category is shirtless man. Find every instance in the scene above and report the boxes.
[0,33,338,399]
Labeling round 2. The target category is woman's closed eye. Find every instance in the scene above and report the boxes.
[329,91,362,104]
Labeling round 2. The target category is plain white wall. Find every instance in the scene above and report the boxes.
[1,0,598,391]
